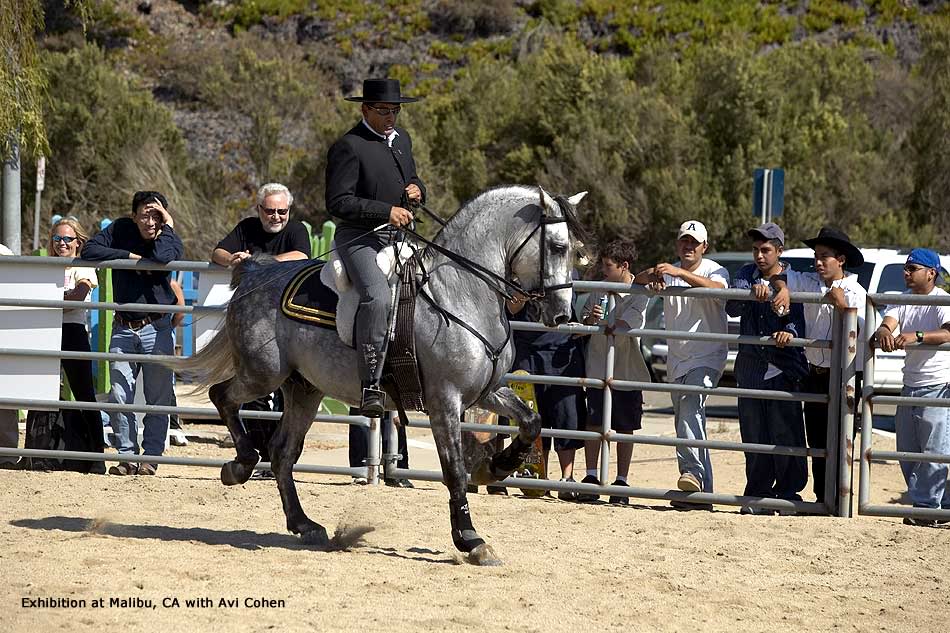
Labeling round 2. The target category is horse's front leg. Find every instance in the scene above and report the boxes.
[428,399,502,566]
[270,377,329,546]
[467,386,542,485]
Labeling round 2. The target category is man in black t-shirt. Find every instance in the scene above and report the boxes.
[213,183,311,267]
[212,183,311,478]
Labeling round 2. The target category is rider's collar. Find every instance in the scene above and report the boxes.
[361,119,398,147]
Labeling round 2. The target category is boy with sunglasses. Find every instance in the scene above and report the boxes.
[874,248,950,525]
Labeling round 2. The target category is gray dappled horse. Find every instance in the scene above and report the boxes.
[181,185,586,565]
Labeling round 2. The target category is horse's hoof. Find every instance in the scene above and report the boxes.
[469,460,496,486]
[300,526,329,547]
[221,461,254,486]
[467,543,502,567]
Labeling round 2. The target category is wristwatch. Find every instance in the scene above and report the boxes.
[916,331,925,343]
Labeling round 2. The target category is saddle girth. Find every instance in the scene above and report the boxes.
[383,256,427,413]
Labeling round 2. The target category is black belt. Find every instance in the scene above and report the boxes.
[115,313,162,330]
[809,364,830,375]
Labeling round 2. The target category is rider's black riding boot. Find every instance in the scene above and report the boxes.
[359,382,386,418]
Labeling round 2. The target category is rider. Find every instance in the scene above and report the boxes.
[325,78,426,417]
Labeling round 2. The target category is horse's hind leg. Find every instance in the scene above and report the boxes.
[209,374,284,486]
[269,374,328,546]
[428,397,501,566]
[468,386,542,485]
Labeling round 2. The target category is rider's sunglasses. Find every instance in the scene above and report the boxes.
[52,235,78,244]
[904,264,926,273]
[366,104,401,116]
[259,205,290,217]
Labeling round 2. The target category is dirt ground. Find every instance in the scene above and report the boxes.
[2,401,948,633]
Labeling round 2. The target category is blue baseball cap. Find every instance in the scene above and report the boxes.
[906,248,940,270]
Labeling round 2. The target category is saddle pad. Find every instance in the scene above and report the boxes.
[280,261,339,330]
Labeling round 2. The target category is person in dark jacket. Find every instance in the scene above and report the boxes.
[82,190,184,476]
[725,222,808,513]
[325,78,425,418]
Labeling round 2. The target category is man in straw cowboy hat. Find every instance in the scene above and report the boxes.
[769,227,867,508]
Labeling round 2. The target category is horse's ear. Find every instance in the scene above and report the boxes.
[538,186,556,212]
[567,191,588,206]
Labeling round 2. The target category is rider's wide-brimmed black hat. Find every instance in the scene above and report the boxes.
[344,78,419,103]
[803,226,864,269]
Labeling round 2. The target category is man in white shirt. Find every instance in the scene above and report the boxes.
[634,220,728,504]
[769,227,867,507]
[874,248,950,526]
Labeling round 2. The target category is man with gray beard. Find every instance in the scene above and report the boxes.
[213,183,311,477]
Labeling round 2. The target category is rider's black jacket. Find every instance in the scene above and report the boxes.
[325,121,426,230]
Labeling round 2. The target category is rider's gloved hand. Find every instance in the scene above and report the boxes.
[389,206,414,227]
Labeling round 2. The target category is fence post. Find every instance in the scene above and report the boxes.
[836,307,859,517]
[366,414,381,485]
[599,294,616,487]
[858,297,877,514]
[824,310,843,513]
[95,268,113,394]
[382,411,398,480]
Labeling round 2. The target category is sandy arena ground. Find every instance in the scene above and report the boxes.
[2,392,948,633]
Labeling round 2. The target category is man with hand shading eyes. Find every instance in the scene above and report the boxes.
[211,182,311,478]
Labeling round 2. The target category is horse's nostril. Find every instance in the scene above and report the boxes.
[554,314,569,325]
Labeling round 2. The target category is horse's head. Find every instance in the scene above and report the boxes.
[509,188,588,327]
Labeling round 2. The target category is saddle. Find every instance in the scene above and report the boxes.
[280,243,428,413]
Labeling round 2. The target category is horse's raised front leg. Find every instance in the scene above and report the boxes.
[269,375,328,546]
[468,386,542,486]
[428,397,501,566]
[208,378,277,486]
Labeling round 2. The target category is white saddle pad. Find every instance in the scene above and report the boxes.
[319,242,416,347]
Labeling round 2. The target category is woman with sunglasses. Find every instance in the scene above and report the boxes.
[50,218,106,474]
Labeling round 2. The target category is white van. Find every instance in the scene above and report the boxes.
[646,248,950,393]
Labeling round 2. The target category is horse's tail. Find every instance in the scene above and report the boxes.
[172,327,237,394]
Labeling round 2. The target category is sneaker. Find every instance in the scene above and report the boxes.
[903,516,939,528]
[608,479,630,505]
[486,485,509,495]
[108,462,137,476]
[250,469,275,480]
[168,428,188,447]
[137,463,157,476]
[677,472,702,493]
[384,477,415,488]
[576,475,601,503]
[557,477,578,501]
[351,476,369,485]
[740,505,776,516]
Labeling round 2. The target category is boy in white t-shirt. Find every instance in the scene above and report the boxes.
[769,227,867,507]
[634,220,729,506]
[873,248,950,525]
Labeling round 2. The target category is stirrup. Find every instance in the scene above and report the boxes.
[359,386,386,418]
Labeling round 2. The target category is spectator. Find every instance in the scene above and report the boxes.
[725,222,808,515]
[874,248,950,526]
[50,218,107,474]
[0,243,18,467]
[634,220,729,509]
[769,227,867,506]
[508,284,587,499]
[579,240,650,504]
[166,276,188,448]
[81,190,184,476]
[212,183,311,479]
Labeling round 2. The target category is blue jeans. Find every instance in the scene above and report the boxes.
[672,366,722,493]
[108,316,176,458]
[895,383,950,509]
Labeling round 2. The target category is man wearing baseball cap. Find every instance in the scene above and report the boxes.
[874,248,950,526]
[767,226,867,509]
[634,220,729,507]
[725,222,808,514]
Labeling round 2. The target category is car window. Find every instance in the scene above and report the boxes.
[878,264,950,293]
[781,257,874,290]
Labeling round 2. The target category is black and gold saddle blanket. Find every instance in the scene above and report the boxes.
[279,261,338,331]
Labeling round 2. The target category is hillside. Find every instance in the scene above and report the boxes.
[23,0,950,260]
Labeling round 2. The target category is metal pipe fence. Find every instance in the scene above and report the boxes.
[857,291,950,522]
[8,256,945,519]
